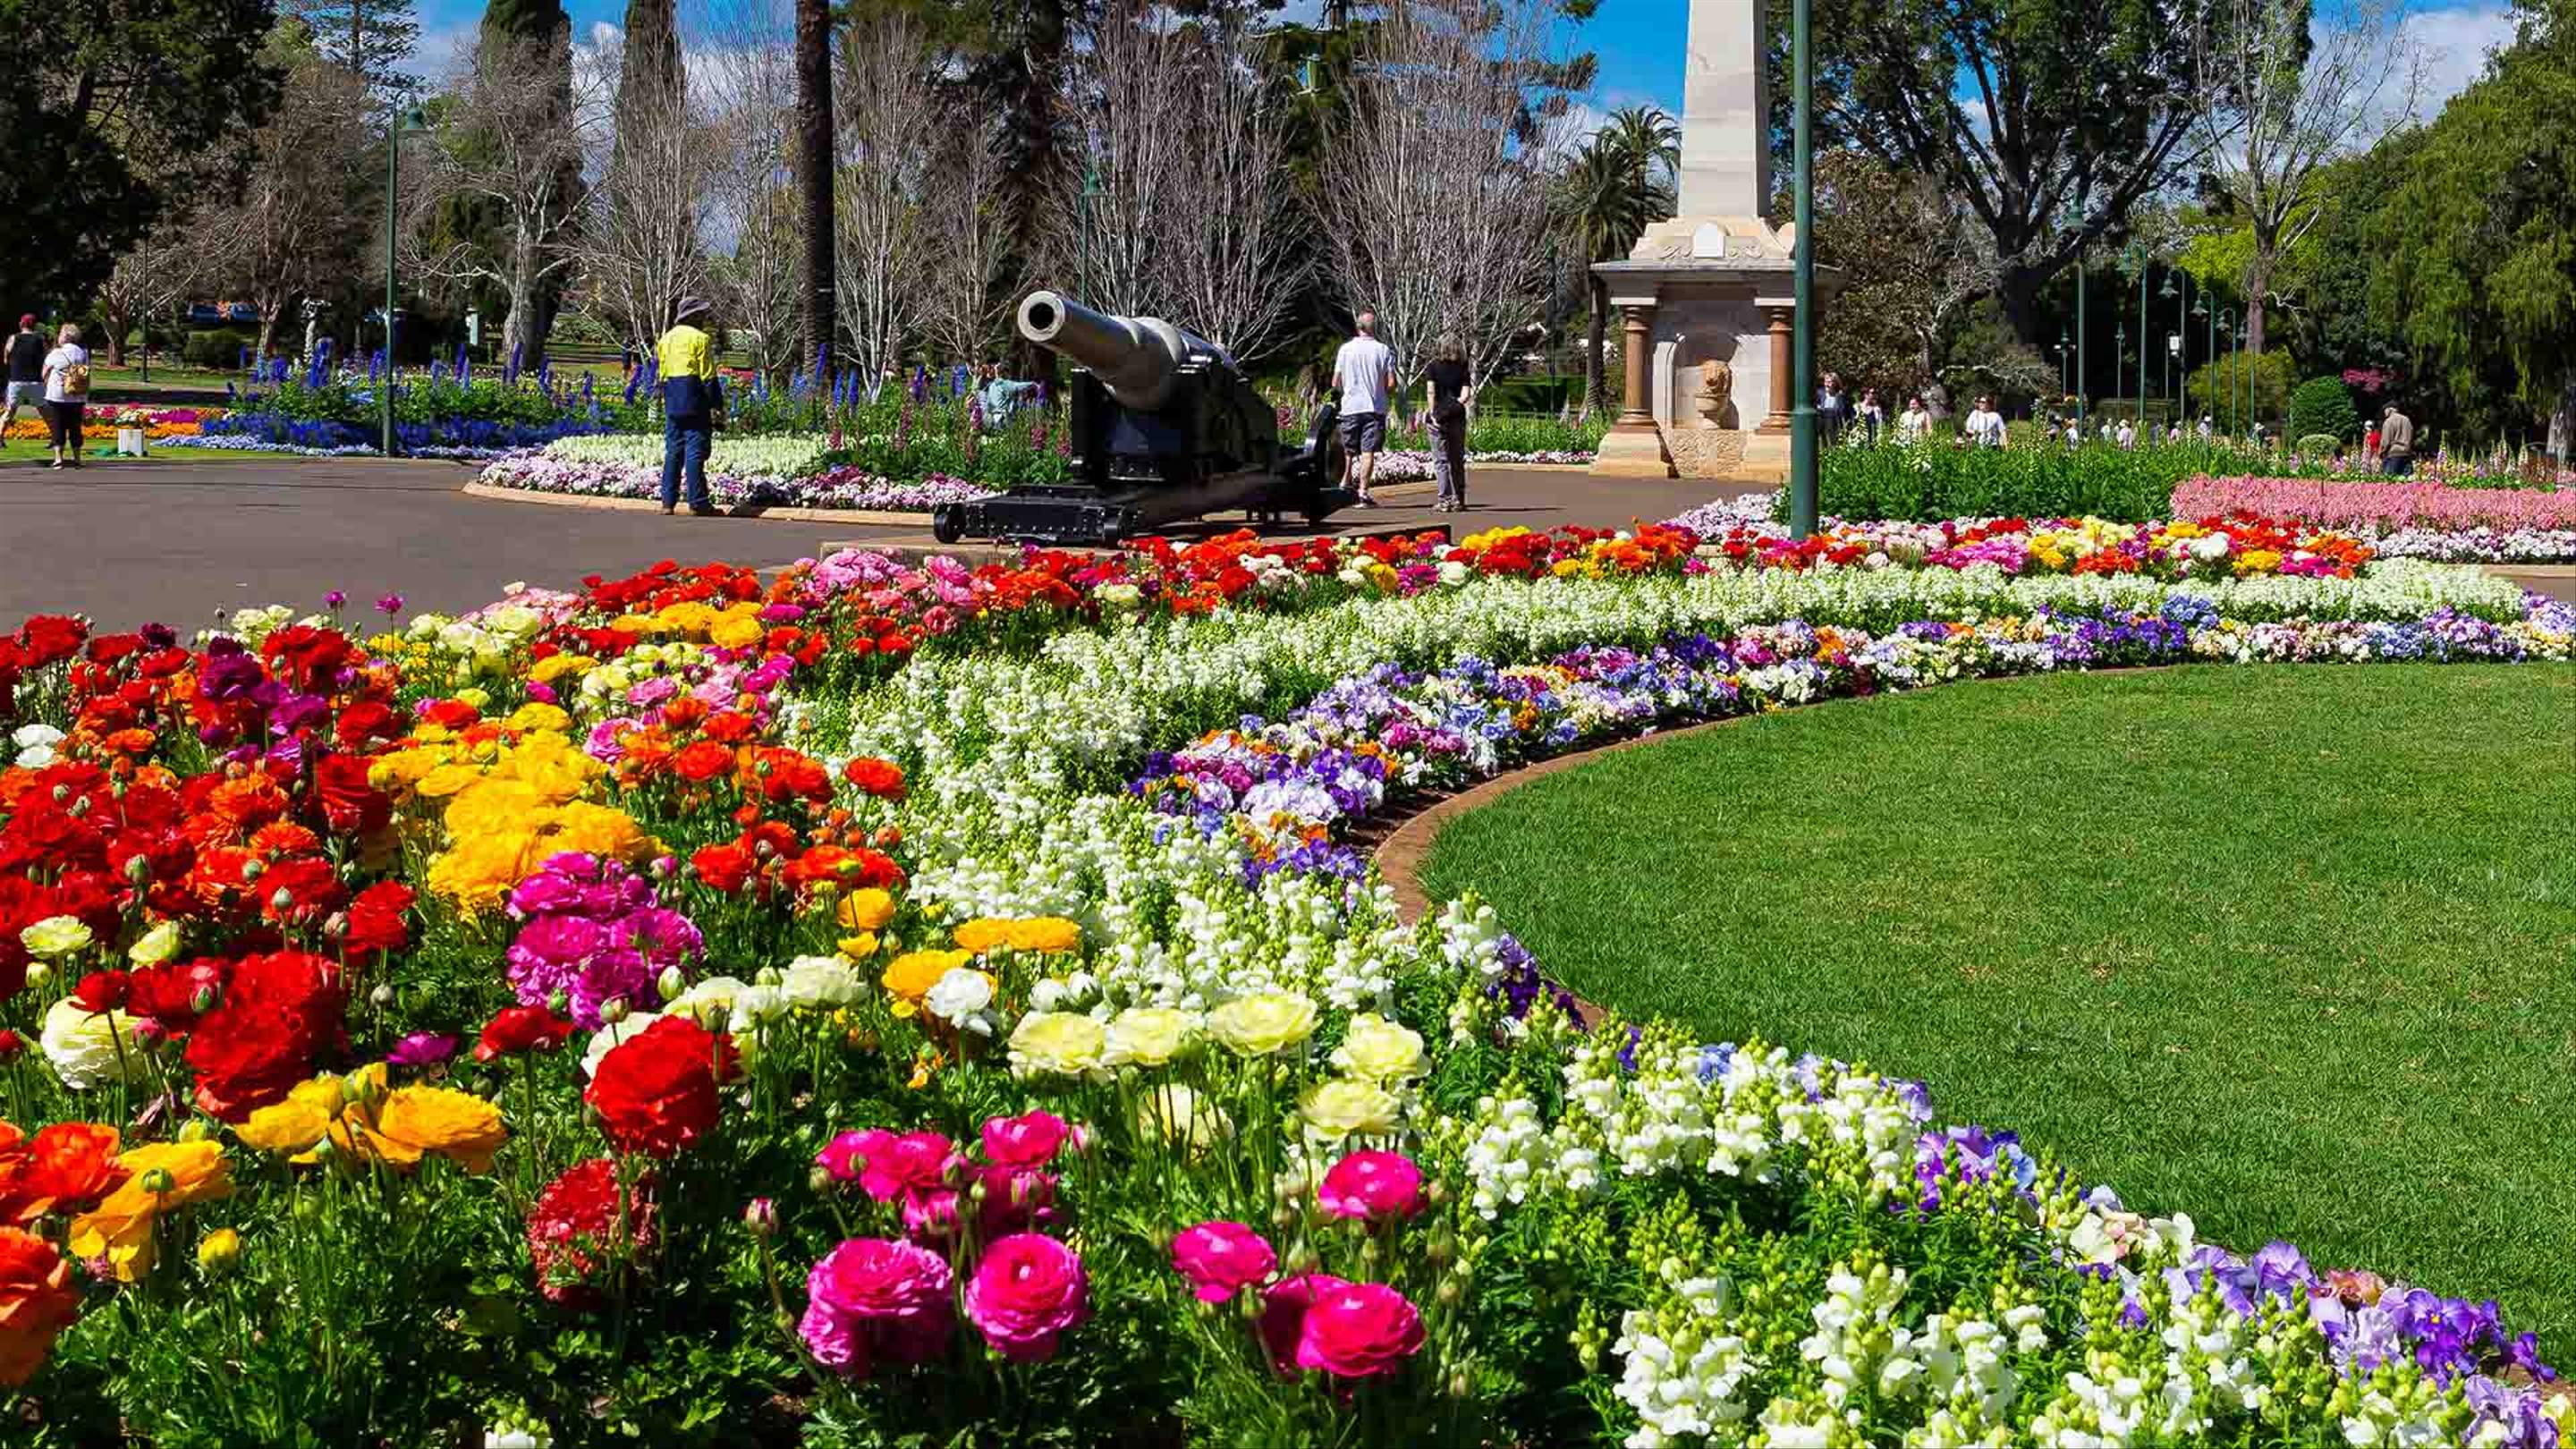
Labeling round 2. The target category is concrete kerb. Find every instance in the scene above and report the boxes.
[459,479,932,528]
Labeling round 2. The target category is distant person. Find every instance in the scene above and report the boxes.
[1330,311,1395,506]
[1420,335,1472,513]
[1896,394,1931,443]
[1964,395,2006,447]
[4,316,44,433]
[655,297,723,516]
[2198,414,2216,440]
[2116,419,2137,450]
[1855,386,1885,445]
[2364,420,2380,460]
[2379,403,2414,476]
[1817,371,1850,443]
[39,324,89,470]
[978,361,1039,428]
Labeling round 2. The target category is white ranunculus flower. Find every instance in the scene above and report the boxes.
[780,954,864,1008]
[11,723,64,768]
[40,997,151,1091]
[923,967,995,1024]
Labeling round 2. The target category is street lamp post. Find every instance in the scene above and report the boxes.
[1789,0,1818,538]
[2114,318,2126,407]
[381,100,424,458]
[2197,294,2213,428]
[2137,261,2148,423]
[2074,247,2087,425]
[2219,310,2238,436]
[2165,271,2183,414]
[2058,328,2070,399]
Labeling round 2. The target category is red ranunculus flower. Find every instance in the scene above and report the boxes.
[314,753,392,835]
[841,758,906,801]
[671,740,735,784]
[343,881,416,958]
[525,1157,656,1308]
[184,949,348,1121]
[583,1015,736,1157]
[689,843,754,894]
[476,1004,576,1063]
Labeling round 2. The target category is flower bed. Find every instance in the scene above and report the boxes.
[2174,474,2576,547]
[2,408,218,444]
[476,447,998,513]
[0,530,2565,1445]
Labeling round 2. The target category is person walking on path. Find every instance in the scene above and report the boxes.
[4,316,46,434]
[39,324,89,470]
[1330,311,1395,506]
[1817,371,1851,444]
[1855,386,1885,445]
[2379,403,2414,476]
[1896,394,1930,443]
[1419,335,1472,513]
[655,297,724,516]
[1964,395,2006,447]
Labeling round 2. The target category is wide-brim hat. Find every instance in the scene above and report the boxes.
[673,296,711,326]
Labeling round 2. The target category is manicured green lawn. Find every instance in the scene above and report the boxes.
[0,437,258,466]
[1419,665,2576,1357]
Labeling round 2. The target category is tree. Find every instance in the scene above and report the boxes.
[1811,150,1996,401]
[578,25,710,347]
[1058,0,1195,317]
[2372,0,2576,448]
[835,11,939,396]
[793,0,835,373]
[96,219,212,368]
[0,0,280,312]
[2197,0,2419,360]
[284,0,423,96]
[404,29,586,369]
[924,106,1013,367]
[1151,6,1308,363]
[1558,106,1676,414]
[1321,0,1573,396]
[696,0,802,378]
[1812,0,2214,341]
[200,40,380,361]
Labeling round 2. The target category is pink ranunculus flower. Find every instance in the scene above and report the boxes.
[1171,1221,1277,1303]
[1255,1273,1348,1376]
[817,1128,957,1202]
[1316,1149,1425,1223]
[1293,1280,1426,1379]
[964,1233,1089,1362]
[801,1237,956,1378]
[980,1109,1072,1169]
[972,1164,1057,1236]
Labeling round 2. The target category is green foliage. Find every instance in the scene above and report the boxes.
[2287,376,2361,442]
[1808,439,2296,522]
[1813,151,1984,400]
[2187,352,2294,428]
[182,330,258,370]
[0,0,281,311]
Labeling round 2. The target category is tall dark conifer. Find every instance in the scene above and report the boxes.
[795,0,835,376]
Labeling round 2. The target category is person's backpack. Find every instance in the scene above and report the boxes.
[60,359,89,396]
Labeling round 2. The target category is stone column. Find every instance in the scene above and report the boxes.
[1618,305,1656,425]
[1759,306,1793,433]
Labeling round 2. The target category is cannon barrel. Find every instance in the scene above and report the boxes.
[1016,291,1217,412]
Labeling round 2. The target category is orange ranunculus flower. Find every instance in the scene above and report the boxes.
[659,696,708,730]
[66,1140,233,1282]
[355,1085,507,1174]
[671,739,736,784]
[0,1226,81,1385]
[10,1123,125,1222]
[953,917,1084,955]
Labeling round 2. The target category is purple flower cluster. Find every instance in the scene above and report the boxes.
[504,852,703,1029]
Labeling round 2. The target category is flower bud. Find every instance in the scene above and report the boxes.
[742,1198,778,1237]
[67,796,89,818]
[599,996,630,1025]
[240,859,264,883]
[808,1165,834,1194]
[140,1168,176,1195]
[657,966,686,1003]
[1445,1370,1471,1400]
[177,1118,216,1143]
[369,983,395,1009]
[268,887,294,915]
[197,1227,242,1275]
[1436,1278,1462,1307]
[22,963,47,988]
[191,984,220,1014]
[50,784,68,804]
[124,856,152,886]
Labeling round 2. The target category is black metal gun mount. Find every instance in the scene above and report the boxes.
[929,292,1348,546]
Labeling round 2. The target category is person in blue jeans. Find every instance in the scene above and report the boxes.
[656,296,724,515]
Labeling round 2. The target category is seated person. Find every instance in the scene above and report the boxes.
[976,362,1041,428]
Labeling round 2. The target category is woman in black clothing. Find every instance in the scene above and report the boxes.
[1420,336,1472,512]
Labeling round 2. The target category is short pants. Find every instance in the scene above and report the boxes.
[5,382,40,407]
[1337,411,1385,454]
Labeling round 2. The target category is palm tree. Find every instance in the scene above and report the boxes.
[1560,106,1678,416]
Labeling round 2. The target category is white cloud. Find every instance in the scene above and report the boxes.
[2404,4,2518,111]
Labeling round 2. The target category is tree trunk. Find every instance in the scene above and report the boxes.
[102,301,128,367]
[504,232,542,374]
[1583,275,1607,417]
[794,0,835,377]
[254,309,280,366]
[1996,262,2053,345]
[2243,248,2272,363]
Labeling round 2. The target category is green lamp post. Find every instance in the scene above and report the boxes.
[381,99,427,458]
[1788,0,1818,538]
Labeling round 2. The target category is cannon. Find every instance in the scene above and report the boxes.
[929,292,1350,547]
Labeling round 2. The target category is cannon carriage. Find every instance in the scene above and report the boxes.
[929,292,1350,547]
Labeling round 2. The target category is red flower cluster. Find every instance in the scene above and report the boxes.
[584,1015,737,1157]
[184,949,349,1121]
[526,1157,657,1307]
[0,1122,125,1224]
[476,1004,577,1063]
[688,816,903,901]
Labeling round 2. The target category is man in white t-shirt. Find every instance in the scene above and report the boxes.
[1330,312,1396,505]
[1964,397,2006,447]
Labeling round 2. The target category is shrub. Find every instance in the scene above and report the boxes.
[182,328,257,370]
[2288,376,2361,442]
[1811,439,2286,522]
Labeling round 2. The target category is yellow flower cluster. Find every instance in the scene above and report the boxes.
[376,718,657,909]
[614,599,769,652]
[236,1065,507,1174]
[2028,518,2140,571]
[952,916,1083,956]
[67,1141,233,1282]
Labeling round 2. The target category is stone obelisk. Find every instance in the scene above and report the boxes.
[1588,0,1808,481]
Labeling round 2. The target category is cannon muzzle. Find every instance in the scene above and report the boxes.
[1017,291,1206,411]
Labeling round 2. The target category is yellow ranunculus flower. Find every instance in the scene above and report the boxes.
[1136,1084,1231,1151]
[197,1226,242,1274]
[953,916,1084,955]
[835,931,880,961]
[542,801,656,861]
[1297,1078,1402,1140]
[709,614,767,650]
[236,1076,346,1157]
[504,701,572,734]
[1330,1013,1428,1083]
[18,915,93,958]
[835,888,896,932]
[68,1140,233,1282]
[359,1086,508,1174]
[1206,992,1318,1058]
[528,653,596,684]
[1104,1006,1199,1068]
[128,919,183,967]
[882,949,971,1014]
[414,761,487,799]
[1007,1012,1109,1078]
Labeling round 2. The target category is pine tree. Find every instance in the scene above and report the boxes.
[284,0,423,95]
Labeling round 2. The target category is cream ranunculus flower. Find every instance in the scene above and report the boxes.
[1007,1011,1108,1078]
[19,915,95,959]
[128,919,183,967]
[923,967,996,1023]
[1206,992,1319,1058]
[1297,1078,1402,1140]
[40,997,152,1091]
[780,954,865,1009]
[1136,1084,1233,1151]
[1330,1013,1428,1083]
[1104,1006,1200,1068]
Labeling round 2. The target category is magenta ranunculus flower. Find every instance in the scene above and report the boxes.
[818,1128,957,1203]
[979,1109,1072,1169]
[1317,1150,1426,1223]
[385,1030,461,1067]
[964,1233,1089,1362]
[1256,1273,1348,1376]
[800,1237,955,1380]
[1292,1280,1425,1379]
[1171,1221,1277,1302]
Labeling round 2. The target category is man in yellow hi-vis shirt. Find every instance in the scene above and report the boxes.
[656,296,724,515]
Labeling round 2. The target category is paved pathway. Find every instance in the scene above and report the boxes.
[0,458,1754,629]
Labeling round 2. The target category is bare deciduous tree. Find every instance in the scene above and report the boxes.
[97,216,210,368]
[1322,0,1567,394]
[575,27,712,349]
[925,106,1013,368]
[200,51,379,361]
[834,11,938,397]
[402,33,586,366]
[1057,1,1193,318]
[1153,7,1305,363]
[2199,0,2422,358]
[692,0,802,377]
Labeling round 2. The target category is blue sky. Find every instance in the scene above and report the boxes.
[409,0,2513,123]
